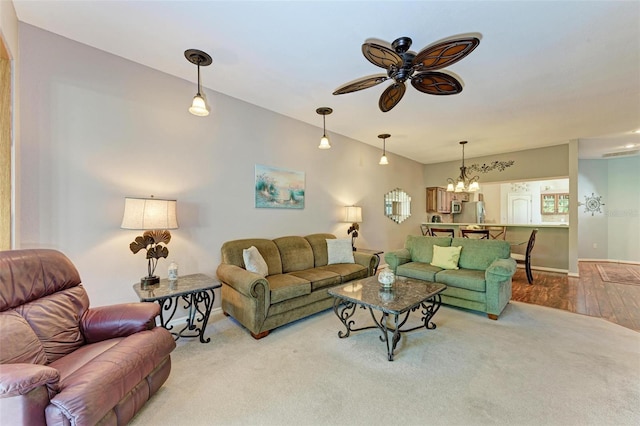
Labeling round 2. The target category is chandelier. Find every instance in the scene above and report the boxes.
[446,141,515,192]
[447,141,479,192]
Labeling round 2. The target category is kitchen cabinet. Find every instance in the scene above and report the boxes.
[426,187,451,213]
[541,193,569,215]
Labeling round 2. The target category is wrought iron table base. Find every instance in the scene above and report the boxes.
[332,294,442,361]
[155,288,215,343]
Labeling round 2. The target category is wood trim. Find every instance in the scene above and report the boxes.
[0,36,11,250]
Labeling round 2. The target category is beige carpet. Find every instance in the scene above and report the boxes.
[596,263,640,285]
[130,302,640,426]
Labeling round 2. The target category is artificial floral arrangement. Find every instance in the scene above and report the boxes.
[347,222,359,251]
[129,229,171,286]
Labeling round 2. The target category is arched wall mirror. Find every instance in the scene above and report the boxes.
[384,188,412,224]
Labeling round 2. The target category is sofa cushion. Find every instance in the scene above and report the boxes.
[289,268,341,291]
[452,238,511,271]
[431,245,462,270]
[221,239,283,275]
[266,274,312,303]
[304,233,335,267]
[396,262,442,282]
[405,235,452,264]
[318,264,368,282]
[326,239,355,264]
[436,269,486,292]
[273,236,314,273]
[243,246,268,277]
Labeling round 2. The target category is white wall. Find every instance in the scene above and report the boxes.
[18,24,426,306]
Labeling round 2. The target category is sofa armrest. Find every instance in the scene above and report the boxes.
[81,303,160,343]
[216,263,270,301]
[0,363,59,398]
[384,248,411,272]
[353,252,378,276]
[486,258,517,279]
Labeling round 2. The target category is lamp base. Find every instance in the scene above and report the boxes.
[140,275,160,289]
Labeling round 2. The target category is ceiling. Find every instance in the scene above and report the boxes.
[12,0,640,164]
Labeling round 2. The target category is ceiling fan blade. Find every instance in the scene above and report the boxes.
[411,72,463,95]
[362,42,403,69]
[413,37,480,71]
[378,82,406,112]
[333,74,388,95]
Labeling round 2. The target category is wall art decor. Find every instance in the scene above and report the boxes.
[255,164,305,209]
[580,192,605,216]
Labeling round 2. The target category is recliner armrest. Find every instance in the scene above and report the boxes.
[81,303,160,343]
[0,363,59,398]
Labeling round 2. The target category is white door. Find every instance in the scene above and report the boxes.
[507,194,532,224]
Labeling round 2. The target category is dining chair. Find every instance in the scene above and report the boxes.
[484,225,507,240]
[511,229,538,284]
[429,227,455,238]
[420,224,430,236]
[461,229,490,239]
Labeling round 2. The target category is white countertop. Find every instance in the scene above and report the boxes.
[422,222,569,228]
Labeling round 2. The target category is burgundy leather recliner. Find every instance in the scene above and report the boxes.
[0,249,176,425]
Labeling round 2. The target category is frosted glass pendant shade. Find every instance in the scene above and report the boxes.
[379,155,389,165]
[189,94,209,116]
[318,135,331,149]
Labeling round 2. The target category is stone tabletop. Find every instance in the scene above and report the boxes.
[329,275,446,315]
[132,273,221,301]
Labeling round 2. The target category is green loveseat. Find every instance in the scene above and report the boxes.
[385,235,517,319]
[217,233,379,338]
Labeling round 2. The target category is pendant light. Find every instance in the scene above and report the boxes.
[316,107,333,149]
[378,133,390,165]
[446,141,479,192]
[185,49,213,117]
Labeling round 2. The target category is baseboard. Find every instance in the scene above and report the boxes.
[518,264,568,274]
[579,258,640,265]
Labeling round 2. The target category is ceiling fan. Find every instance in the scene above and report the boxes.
[333,35,480,112]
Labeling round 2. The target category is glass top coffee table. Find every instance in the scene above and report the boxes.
[328,275,446,361]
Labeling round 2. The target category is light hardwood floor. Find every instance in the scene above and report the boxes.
[511,262,640,332]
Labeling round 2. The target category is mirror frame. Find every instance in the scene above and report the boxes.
[384,188,412,224]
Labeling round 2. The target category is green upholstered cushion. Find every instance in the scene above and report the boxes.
[431,245,462,270]
[273,236,314,273]
[436,269,486,292]
[289,268,341,291]
[405,235,452,264]
[266,274,311,303]
[221,239,283,275]
[318,264,368,282]
[304,233,335,267]
[452,238,511,271]
[396,262,442,282]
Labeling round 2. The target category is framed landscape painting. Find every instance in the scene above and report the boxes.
[255,164,305,209]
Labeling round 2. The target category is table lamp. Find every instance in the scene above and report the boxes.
[344,205,362,251]
[121,196,178,287]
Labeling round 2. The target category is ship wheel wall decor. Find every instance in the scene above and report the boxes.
[333,35,480,112]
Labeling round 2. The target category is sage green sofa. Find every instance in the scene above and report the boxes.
[217,233,378,339]
[385,235,516,319]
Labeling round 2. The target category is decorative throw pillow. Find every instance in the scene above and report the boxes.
[243,246,268,277]
[326,239,355,264]
[430,245,462,270]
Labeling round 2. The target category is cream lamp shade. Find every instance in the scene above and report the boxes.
[121,197,178,230]
[344,206,362,223]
